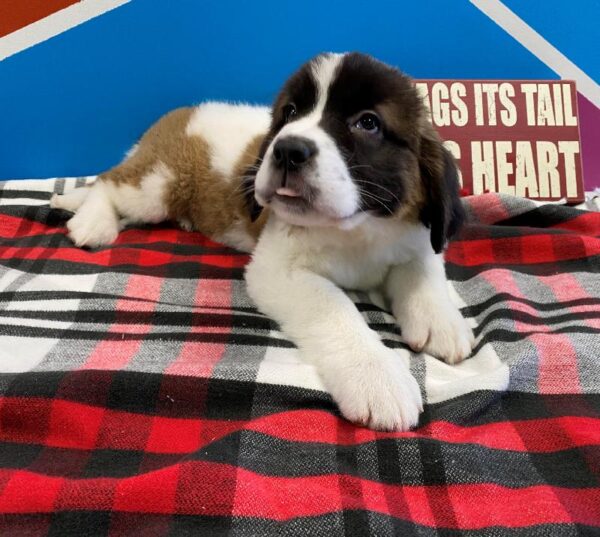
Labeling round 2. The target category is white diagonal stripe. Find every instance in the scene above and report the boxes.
[0,0,131,62]
[470,0,600,108]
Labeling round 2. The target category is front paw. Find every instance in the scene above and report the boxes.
[325,346,423,431]
[396,299,475,364]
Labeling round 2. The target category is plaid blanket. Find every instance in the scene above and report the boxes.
[0,178,599,536]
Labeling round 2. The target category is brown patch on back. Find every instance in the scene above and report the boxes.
[99,107,194,187]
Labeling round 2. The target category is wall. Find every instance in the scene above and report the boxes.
[0,0,598,188]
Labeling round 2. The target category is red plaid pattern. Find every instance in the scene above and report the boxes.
[0,178,599,536]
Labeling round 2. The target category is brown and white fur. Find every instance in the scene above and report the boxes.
[51,103,270,251]
[52,52,474,431]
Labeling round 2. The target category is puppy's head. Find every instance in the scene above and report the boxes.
[248,52,464,252]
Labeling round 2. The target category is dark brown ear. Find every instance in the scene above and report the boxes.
[418,128,465,253]
[241,168,263,222]
[242,132,275,222]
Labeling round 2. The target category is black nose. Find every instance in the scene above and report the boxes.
[272,136,317,171]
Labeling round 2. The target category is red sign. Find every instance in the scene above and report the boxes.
[415,80,584,202]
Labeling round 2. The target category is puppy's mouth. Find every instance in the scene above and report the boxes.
[256,179,314,214]
[260,190,360,225]
[255,171,362,225]
[272,187,311,212]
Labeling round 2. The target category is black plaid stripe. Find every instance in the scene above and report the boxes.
[497,205,594,229]
[2,512,593,536]
[4,369,600,421]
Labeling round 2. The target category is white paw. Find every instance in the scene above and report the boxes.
[50,193,79,211]
[396,299,475,364]
[178,218,194,231]
[49,194,61,209]
[324,345,423,431]
[66,212,119,248]
[50,188,89,212]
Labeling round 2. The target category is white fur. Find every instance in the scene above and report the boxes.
[215,223,257,253]
[311,53,345,116]
[386,254,475,364]
[246,217,432,431]
[124,143,139,160]
[246,215,474,430]
[50,187,90,212]
[65,181,120,248]
[186,102,271,178]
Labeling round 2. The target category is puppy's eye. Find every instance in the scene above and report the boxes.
[353,113,380,133]
[282,103,297,122]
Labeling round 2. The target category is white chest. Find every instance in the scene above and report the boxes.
[315,243,391,289]
[300,221,428,291]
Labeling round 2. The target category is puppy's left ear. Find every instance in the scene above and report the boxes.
[418,126,465,253]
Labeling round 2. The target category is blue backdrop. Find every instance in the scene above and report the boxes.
[0,0,596,179]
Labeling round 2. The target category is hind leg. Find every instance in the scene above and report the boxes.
[65,161,174,248]
[50,186,91,212]
[66,181,120,248]
[105,161,173,226]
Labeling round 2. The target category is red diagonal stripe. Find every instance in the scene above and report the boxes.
[248,410,600,453]
[0,214,242,249]
[0,214,53,239]
[2,398,599,454]
[6,235,595,267]
[0,245,247,268]
[1,465,598,527]
[0,0,78,38]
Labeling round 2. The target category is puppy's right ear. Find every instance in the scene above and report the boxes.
[242,169,263,222]
[243,132,275,222]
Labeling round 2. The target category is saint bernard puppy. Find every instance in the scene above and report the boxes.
[51,52,474,431]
